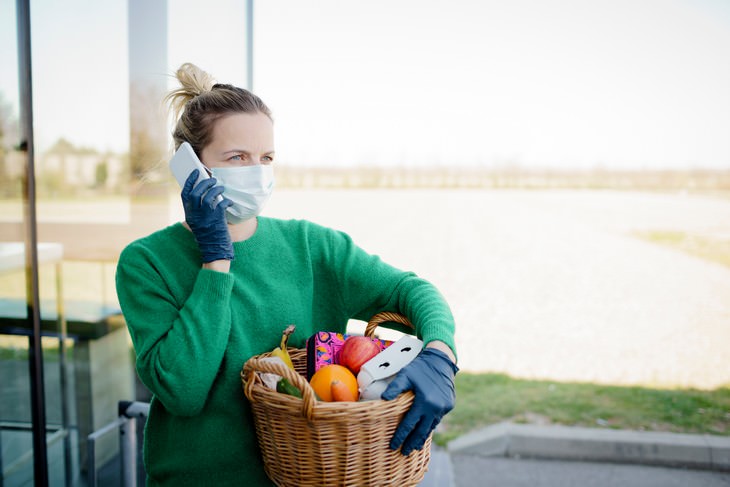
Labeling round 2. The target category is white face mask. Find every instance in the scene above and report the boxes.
[210,165,274,224]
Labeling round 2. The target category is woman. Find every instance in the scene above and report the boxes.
[116,63,458,486]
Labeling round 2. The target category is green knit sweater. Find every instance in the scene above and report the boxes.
[115,217,456,486]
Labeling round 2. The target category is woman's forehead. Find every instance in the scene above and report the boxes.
[210,112,274,149]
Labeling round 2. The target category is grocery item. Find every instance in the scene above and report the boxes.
[357,335,423,401]
[305,331,392,380]
[276,378,303,398]
[338,336,381,375]
[330,380,357,401]
[271,324,296,369]
[258,326,302,398]
[309,364,358,402]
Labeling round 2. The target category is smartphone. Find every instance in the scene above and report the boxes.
[169,141,211,188]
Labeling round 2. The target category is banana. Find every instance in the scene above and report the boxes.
[271,324,296,370]
[266,325,299,397]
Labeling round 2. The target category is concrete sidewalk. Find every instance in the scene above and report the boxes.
[420,423,730,487]
[450,455,730,487]
[448,422,730,471]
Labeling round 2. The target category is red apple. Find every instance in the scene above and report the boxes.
[338,336,381,375]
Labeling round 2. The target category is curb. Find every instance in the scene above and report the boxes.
[446,422,730,472]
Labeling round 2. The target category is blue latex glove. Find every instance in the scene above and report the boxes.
[181,169,234,263]
[381,347,458,455]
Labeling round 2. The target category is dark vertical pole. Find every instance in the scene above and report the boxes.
[16,0,49,485]
[246,0,254,91]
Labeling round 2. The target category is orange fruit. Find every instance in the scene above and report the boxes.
[309,364,358,402]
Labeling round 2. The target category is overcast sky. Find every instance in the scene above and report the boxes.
[1,0,729,170]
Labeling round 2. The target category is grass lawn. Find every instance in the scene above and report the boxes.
[634,230,730,268]
[434,373,730,446]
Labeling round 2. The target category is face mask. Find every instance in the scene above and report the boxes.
[210,165,274,224]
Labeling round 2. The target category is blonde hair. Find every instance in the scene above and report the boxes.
[164,63,272,156]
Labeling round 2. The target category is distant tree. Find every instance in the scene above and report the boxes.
[129,81,167,186]
[95,160,109,188]
[48,137,75,154]
[0,93,21,197]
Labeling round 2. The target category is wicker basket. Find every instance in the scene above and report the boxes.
[241,312,431,487]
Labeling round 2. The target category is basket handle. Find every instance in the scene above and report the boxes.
[364,311,414,338]
[242,356,317,420]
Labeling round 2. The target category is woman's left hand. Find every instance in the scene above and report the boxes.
[381,347,458,455]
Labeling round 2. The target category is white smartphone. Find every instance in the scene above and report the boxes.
[169,141,210,188]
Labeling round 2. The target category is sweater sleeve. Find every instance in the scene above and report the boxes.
[116,242,235,416]
[319,227,457,359]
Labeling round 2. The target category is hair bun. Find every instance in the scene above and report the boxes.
[176,63,215,96]
[165,63,216,123]
[164,63,272,152]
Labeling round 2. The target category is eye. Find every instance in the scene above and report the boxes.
[228,153,245,162]
[262,155,274,163]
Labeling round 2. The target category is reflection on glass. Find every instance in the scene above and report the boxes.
[3,0,252,484]
[31,1,130,200]
[0,1,39,485]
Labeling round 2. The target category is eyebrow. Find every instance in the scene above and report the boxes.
[222,149,275,155]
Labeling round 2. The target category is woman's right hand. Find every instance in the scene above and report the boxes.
[182,169,235,263]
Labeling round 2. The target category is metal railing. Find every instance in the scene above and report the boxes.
[87,400,149,487]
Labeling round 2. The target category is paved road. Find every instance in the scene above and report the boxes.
[450,454,730,487]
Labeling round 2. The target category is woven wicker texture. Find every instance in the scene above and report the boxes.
[242,312,432,487]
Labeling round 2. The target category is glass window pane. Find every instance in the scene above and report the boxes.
[4,0,251,484]
[0,0,38,484]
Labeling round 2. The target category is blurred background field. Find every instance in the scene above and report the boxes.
[3,183,729,391]
[267,186,730,391]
